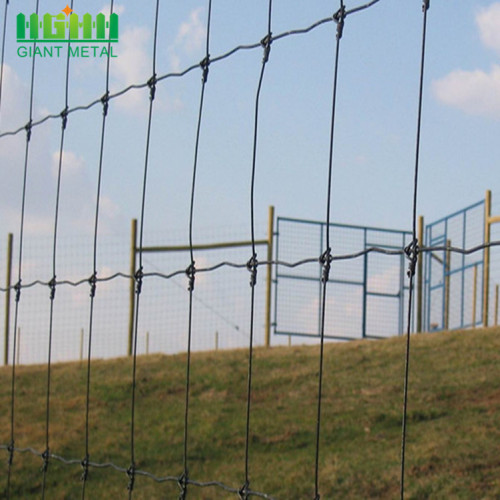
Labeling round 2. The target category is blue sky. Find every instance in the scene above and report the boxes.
[1,1,500,361]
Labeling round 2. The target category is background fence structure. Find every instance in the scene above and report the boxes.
[3,191,500,365]
[422,190,500,334]
[423,199,485,332]
[1,223,273,365]
[274,217,413,341]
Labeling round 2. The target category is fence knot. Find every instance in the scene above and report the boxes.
[88,273,97,298]
[261,33,272,63]
[101,91,110,116]
[320,248,333,283]
[135,267,144,295]
[148,73,157,101]
[49,276,57,300]
[41,448,50,473]
[25,120,33,142]
[404,239,419,278]
[177,471,188,499]
[333,2,346,40]
[423,0,430,12]
[200,55,210,83]
[7,441,14,466]
[247,254,258,287]
[60,106,69,129]
[80,455,89,482]
[186,262,196,291]
[238,481,250,500]
[127,463,136,491]
[14,280,22,303]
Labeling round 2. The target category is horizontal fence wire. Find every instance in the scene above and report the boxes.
[0,444,276,499]
[1,243,500,294]
[0,0,381,141]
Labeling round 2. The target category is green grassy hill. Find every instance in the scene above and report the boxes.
[1,328,499,499]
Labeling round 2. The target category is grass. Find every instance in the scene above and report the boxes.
[1,327,499,499]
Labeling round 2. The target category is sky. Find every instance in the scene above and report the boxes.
[0,0,500,362]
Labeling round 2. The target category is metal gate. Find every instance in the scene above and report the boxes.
[424,200,485,331]
[274,217,413,340]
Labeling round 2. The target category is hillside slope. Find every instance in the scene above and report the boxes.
[1,328,499,499]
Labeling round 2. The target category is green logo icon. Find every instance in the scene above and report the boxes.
[17,5,119,43]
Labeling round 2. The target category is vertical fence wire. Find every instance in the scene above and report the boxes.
[127,1,161,497]
[41,1,74,496]
[313,2,345,498]
[241,2,273,498]
[180,2,213,498]
[400,1,430,498]
[6,1,40,496]
[81,1,115,496]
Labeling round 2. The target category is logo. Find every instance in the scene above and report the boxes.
[16,5,119,58]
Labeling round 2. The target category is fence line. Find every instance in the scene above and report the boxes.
[3,229,500,365]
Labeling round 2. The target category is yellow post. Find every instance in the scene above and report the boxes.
[80,328,84,362]
[472,264,478,328]
[4,233,13,366]
[128,219,137,356]
[495,285,499,327]
[444,239,451,330]
[417,216,424,333]
[16,327,20,366]
[265,206,274,348]
[483,190,491,327]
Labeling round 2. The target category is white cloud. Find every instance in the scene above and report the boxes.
[433,65,500,119]
[0,65,57,235]
[110,26,152,113]
[99,4,125,18]
[51,150,85,178]
[433,3,500,119]
[0,64,29,130]
[477,3,500,56]
[113,26,151,85]
[176,8,206,54]
[168,7,206,72]
[100,195,121,221]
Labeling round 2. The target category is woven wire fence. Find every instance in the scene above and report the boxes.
[0,229,271,364]
[0,0,498,498]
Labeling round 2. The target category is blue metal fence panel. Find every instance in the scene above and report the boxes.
[424,200,484,331]
[274,217,413,340]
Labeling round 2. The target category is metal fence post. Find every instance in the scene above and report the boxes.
[444,239,451,330]
[80,328,84,362]
[495,285,499,327]
[483,190,491,327]
[417,216,424,332]
[362,229,368,338]
[265,206,274,348]
[16,327,20,365]
[128,219,137,357]
[4,233,13,366]
[472,264,478,328]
